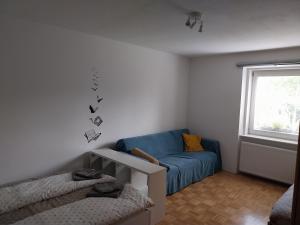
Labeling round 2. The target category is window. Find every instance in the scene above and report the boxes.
[240,65,300,142]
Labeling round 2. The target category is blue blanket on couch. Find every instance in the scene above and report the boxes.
[115,129,222,195]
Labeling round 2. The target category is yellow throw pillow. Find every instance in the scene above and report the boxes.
[182,133,204,152]
[131,148,159,165]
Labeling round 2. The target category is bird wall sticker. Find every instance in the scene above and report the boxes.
[89,105,98,113]
[90,116,103,127]
[91,72,100,91]
[84,129,101,143]
[97,96,103,103]
[84,68,104,143]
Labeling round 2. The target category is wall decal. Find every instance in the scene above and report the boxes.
[89,105,98,113]
[84,68,104,143]
[93,74,100,79]
[89,116,103,127]
[84,129,102,143]
[97,96,103,103]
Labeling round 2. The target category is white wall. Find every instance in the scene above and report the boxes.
[0,16,189,185]
[188,47,300,173]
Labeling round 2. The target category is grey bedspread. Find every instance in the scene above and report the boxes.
[11,184,153,225]
[0,187,92,225]
[269,185,293,225]
[0,173,153,225]
[0,173,115,214]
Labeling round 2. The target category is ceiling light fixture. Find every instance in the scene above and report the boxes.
[185,11,204,32]
[185,16,191,27]
[198,20,203,32]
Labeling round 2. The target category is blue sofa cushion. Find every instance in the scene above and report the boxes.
[115,129,189,159]
[159,152,216,194]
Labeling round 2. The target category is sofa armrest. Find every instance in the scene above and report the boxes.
[201,138,222,171]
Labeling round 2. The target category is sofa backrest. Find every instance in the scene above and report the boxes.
[115,129,189,159]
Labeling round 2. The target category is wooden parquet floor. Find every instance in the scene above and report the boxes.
[158,171,288,225]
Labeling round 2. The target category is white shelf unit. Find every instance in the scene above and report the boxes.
[90,148,166,225]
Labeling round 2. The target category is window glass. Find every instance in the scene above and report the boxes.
[252,75,300,136]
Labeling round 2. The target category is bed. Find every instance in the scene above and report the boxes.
[0,149,166,225]
[0,173,153,225]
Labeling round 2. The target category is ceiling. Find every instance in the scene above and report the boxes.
[1,0,300,56]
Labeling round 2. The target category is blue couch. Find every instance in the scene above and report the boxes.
[115,129,222,195]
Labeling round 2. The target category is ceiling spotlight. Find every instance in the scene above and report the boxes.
[190,19,197,29]
[185,16,191,27]
[198,20,203,32]
[185,11,204,32]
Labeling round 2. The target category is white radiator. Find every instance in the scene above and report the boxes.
[239,141,297,184]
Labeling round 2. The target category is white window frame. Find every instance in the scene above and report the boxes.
[239,64,300,143]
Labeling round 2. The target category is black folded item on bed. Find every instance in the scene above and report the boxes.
[72,169,124,198]
[86,190,121,198]
[94,182,124,193]
[87,182,124,198]
[72,168,103,181]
